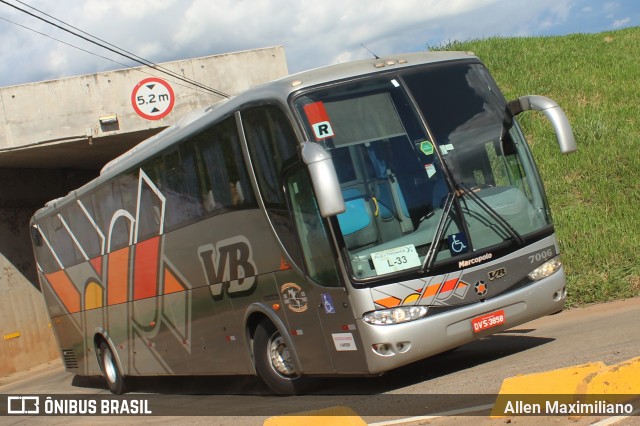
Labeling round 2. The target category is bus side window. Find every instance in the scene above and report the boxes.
[91,181,127,252]
[241,105,297,206]
[286,168,341,287]
[67,196,102,260]
[43,213,81,269]
[158,143,204,231]
[194,116,255,213]
[241,105,303,269]
[31,220,59,273]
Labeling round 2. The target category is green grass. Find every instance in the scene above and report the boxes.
[432,28,640,306]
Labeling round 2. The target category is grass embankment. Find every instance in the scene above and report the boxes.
[433,28,640,306]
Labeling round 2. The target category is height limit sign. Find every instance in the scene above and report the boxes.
[131,77,175,120]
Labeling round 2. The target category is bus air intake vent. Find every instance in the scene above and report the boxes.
[62,349,79,369]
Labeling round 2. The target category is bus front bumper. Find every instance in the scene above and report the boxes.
[357,267,567,374]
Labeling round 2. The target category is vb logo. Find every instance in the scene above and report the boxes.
[198,236,257,297]
[488,267,507,281]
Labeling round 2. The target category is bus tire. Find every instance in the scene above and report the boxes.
[253,319,310,395]
[98,342,128,395]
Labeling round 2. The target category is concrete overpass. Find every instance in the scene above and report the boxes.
[0,46,288,376]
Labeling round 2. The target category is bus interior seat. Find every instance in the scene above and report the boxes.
[337,188,378,249]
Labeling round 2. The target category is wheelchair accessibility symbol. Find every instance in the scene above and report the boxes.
[448,232,469,255]
[322,294,335,314]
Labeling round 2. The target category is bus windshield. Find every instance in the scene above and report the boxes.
[294,62,552,281]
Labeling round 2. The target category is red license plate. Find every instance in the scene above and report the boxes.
[472,310,506,333]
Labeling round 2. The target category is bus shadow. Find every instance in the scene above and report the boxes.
[72,330,553,396]
[71,372,270,395]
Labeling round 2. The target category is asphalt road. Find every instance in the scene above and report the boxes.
[1,297,638,425]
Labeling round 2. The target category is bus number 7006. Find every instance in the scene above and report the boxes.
[528,248,554,264]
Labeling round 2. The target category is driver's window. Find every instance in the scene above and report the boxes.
[287,168,341,287]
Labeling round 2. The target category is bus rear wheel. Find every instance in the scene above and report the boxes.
[253,319,310,394]
[99,342,128,395]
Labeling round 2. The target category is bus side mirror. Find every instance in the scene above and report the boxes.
[508,95,577,154]
[300,142,346,217]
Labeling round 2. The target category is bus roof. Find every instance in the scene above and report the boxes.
[33,51,478,219]
[259,50,477,95]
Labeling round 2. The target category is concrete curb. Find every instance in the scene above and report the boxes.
[491,357,640,417]
[263,406,367,426]
[578,356,640,399]
[497,361,606,394]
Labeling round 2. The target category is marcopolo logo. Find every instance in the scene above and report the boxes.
[458,252,493,269]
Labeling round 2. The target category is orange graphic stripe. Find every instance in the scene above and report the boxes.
[163,266,186,295]
[107,247,130,306]
[375,296,401,308]
[422,283,440,299]
[89,256,103,276]
[133,237,160,301]
[45,270,81,314]
[440,278,458,294]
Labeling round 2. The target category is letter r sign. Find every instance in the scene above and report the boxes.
[312,121,335,139]
[303,102,335,141]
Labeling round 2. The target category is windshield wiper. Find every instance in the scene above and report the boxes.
[456,183,524,245]
[422,192,455,272]
[454,103,523,246]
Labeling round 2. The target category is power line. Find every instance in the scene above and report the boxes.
[0,15,123,67]
[0,15,216,94]
[12,0,222,96]
[1,0,229,98]
[0,0,230,98]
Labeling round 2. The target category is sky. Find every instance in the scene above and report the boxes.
[0,0,638,87]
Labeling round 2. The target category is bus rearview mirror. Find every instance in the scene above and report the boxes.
[508,95,577,154]
[300,142,346,217]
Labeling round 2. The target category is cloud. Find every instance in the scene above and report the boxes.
[0,0,604,86]
[612,17,631,28]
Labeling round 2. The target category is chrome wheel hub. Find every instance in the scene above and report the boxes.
[268,333,295,377]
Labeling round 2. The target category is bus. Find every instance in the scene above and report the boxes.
[30,51,576,395]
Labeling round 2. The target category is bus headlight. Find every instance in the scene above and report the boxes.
[528,257,562,281]
[363,306,428,325]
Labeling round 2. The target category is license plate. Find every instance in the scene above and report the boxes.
[472,310,506,333]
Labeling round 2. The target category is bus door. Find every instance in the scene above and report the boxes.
[284,167,369,374]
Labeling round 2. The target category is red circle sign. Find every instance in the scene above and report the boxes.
[131,77,175,120]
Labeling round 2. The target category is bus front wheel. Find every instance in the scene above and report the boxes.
[253,319,310,394]
[99,342,128,395]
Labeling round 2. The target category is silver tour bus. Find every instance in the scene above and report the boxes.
[30,51,576,394]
